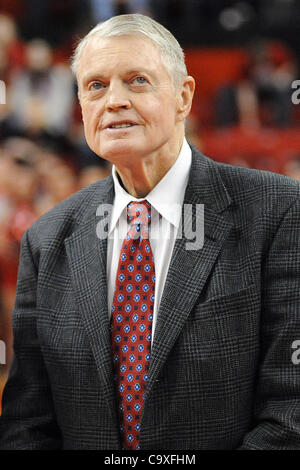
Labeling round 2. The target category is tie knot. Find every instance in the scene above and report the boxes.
[127,200,152,239]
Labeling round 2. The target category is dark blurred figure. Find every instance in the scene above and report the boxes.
[216,40,297,128]
[19,0,90,46]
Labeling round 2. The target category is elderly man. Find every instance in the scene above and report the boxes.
[1,14,300,450]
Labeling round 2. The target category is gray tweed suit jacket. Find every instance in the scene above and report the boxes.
[1,144,300,450]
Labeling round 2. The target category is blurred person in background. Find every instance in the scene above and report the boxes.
[0,48,10,136]
[0,147,14,384]
[216,40,297,128]
[0,14,24,71]
[34,153,77,216]
[33,145,110,215]
[0,14,300,451]
[77,164,112,190]
[8,39,75,138]
[0,137,39,278]
[0,137,39,381]
[0,14,25,137]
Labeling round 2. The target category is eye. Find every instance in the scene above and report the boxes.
[89,81,106,91]
[133,77,148,85]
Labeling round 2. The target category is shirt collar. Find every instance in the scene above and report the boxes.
[109,137,192,234]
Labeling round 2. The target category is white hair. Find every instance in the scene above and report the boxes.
[70,13,187,88]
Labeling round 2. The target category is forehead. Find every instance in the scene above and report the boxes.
[77,35,168,82]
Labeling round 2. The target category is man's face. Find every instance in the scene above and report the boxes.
[77,35,186,164]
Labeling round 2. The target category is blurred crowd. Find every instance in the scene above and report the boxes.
[0,1,299,400]
[0,10,114,387]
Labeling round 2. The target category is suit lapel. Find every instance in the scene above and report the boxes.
[64,177,117,419]
[146,147,234,397]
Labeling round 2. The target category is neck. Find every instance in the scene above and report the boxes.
[115,135,184,198]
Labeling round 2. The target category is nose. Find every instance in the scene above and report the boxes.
[105,80,131,112]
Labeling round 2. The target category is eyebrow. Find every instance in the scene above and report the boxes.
[81,73,105,86]
[81,69,154,87]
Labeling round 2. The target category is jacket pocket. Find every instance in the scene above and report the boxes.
[192,283,260,324]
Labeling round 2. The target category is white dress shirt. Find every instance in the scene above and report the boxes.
[107,138,192,341]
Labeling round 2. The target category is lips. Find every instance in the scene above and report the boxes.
[104,120,137,129]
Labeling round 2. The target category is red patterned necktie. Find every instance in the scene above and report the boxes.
[111,200,155,450]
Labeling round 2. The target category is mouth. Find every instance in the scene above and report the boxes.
[105,121,138,130]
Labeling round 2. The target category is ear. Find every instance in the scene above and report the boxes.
[176,76,195,122]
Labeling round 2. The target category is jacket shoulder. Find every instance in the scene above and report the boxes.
[217,160,300,200]
[191,145,300,203]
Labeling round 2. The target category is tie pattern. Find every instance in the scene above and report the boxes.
[111,200,155,450]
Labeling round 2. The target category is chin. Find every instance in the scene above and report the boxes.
[98,140,142,162]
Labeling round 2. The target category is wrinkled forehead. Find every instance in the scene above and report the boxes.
[77,34,171,85]
[87,31,161,54]
[79,33,164,71]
